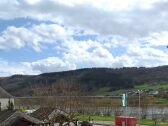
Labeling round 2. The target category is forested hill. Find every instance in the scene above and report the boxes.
[0,66,168,96]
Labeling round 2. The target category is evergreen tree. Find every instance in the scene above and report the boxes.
[7,98,14,110]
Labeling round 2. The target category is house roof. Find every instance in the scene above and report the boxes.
[0,110,16,123]
[31,107,55,121]
[0,110,44,126]
[0,86,13,98]
[31,107,77,123]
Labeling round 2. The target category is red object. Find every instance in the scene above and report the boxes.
[115,116,136,126]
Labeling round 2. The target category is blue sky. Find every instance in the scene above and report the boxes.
[0,0,168,76]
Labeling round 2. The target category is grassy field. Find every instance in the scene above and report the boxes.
[154,98,168,104]
[93,83,168,105]
[134,83,168,105]
[77,114,114,121]
[93,87,111,95]
[138,119,168,126]
[77,114,168,126]
[134,83,168,90]
[94,84,168,95]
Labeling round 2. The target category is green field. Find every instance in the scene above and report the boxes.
[134,83,168,90]
[94,84,168,95]
[93,87,111,95]
[154,98,168,104]
[93,84,168,104]
[77,114,114,121]
[94,84,168,94]
[138,119,168,126]
[77,114,168,126]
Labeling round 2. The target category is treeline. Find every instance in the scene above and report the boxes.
[1,66,168,96]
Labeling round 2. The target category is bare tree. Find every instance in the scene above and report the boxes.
[30,77,84,125]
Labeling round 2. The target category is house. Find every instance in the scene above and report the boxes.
[0,86,15,110]
[31,107,78,126]
[0,98,15,110]
[148,90,159,95]
[0,110,44,126]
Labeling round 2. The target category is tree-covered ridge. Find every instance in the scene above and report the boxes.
[0,66,168,96]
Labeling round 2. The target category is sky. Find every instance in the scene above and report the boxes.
[1,0,168,76]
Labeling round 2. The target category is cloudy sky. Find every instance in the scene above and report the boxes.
[1,0,168,76]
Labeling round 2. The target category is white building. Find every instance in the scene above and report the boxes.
[0,98,15,110]
[0,86,15,110]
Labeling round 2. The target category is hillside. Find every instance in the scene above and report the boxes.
[0,66,168,96]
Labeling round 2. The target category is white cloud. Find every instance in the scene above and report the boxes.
[117,45,168,67]
[26,57,76,73]
[146,32,168,46]
[1,0,168,76]
[1,38,168,76]
[1,0,168,42]
[0,60,36,77]
[0,0,167,37]
[0,24,71,51]
[0,57,76,77]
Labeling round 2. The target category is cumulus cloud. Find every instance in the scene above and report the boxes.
[1,38,168,76]
[0,0,168,37]
[1,0,168,76]
[109,46,167,67]
[0,23,72,51]
[26,57,76,73]
[63,40,114,67]
[1,0,168,42]
[0,60,36,76]
[0,57,76,77]
[146,32,168,46]
[60,39,168,68]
